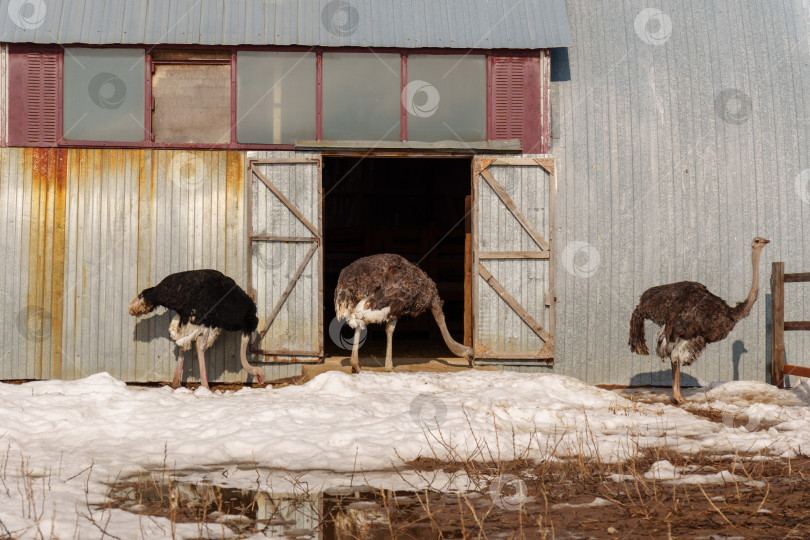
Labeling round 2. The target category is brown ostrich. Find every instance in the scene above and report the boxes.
[334,253,475,372]
[629,237,770,405]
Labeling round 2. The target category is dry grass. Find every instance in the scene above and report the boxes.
[2,412,809,539]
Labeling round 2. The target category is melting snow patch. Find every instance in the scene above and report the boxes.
[0,371,803,537]
[643,460,764,487]
[552,497,612,510]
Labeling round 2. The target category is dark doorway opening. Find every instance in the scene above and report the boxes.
[323,157,471,358]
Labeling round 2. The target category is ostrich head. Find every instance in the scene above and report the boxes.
[752,237,770,249]
[461,347,475,363]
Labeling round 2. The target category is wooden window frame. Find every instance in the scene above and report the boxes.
[8,45,548,152]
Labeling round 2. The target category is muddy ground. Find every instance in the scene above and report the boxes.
[102,451,809,539]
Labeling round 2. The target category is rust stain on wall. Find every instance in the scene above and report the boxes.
[225,151,243,279]
[26,148,67,379]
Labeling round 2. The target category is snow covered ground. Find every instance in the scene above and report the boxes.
[0,370,808,538]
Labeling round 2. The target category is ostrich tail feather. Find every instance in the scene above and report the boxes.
[629,304,650,355]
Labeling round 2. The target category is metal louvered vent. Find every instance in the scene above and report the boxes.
[7,46,60,146]
[491,57,525,140]
[26,52,59,144]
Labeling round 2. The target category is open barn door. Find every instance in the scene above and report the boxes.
[472,158,556,361]
[248,158,323,362]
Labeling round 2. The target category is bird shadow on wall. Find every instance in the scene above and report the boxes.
[732,340,747,381]
[132,312,238,384]
[629,369,701,388]
[630,339,749,387]
[550,47,570,81]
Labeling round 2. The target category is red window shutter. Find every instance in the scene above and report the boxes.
[492,58,525,140]
[489,55,548,154]
[8,46,60,147]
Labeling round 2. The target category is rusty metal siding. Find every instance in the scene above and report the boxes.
[247,151,321,360]
[138,150,248,383]
[1,148,304,383]
[552,0,810,385]
[0,0,572,49]
[0,148,66,380]
[0,148,33,378]
[61,149,145,380]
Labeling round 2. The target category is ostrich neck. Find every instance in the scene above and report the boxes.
[240,333,261,376]
[431,302,472,358]
[732,246,763,322]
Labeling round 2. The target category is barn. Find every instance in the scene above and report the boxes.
[0,0,807,387]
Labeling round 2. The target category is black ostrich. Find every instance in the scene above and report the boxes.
[629,237,770,405]
[128,269,265,388]
[335,253,475,372]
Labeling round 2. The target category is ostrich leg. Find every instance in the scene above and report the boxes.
[195,339,210,390]
[171,349,185,389]
[384,320,397,371]
[350,328,362,373]
[670,358,685,405]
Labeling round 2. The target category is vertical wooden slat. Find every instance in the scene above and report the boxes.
[471,159,480,355]
[547,159,556,338]
[770,261,785,388]
[315,54,323,141]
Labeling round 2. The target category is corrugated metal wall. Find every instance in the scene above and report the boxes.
[0,148,66,379]
[0,148,303,383]
[0,0,571,50]
[552,0,810,385]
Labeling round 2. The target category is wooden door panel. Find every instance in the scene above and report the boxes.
[473,158,555,360]
[248,159,323,361]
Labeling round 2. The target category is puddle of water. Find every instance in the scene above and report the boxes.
[105,474,455,538]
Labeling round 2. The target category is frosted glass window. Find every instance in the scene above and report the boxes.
[63,48,145,142]
[323,53,400,141]
[237,51,316,144]
[406,55,486,142]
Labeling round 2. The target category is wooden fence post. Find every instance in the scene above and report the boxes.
[770,262,785,388]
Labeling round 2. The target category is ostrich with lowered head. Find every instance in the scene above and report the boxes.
[128,269,266,389]
[629,237,770,404]
[335,253,475,372]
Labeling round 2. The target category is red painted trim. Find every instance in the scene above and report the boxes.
[17,45,549,150]
[230,51,237,144]
[400,54,407,142]
[144,51,152,142]
[315,53,323,141]
[486,55,493,141]
[150,59,231,65]
[55,141,298,150]
[56,48,64,146]
[51,43,543,56]
[522,56,542,154]
[542,49,551,154]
